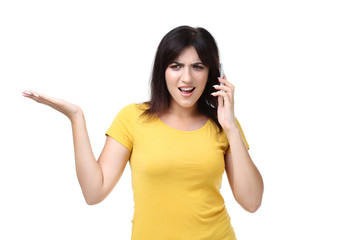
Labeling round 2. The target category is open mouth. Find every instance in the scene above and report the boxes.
[178,87,195,93]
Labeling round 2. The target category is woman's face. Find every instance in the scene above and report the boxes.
[165,46,209,112]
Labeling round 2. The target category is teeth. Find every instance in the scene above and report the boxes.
[180,87,194,91]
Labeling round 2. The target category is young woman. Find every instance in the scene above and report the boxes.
[22,26,263,240]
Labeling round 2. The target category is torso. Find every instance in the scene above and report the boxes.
[106,103,238,240]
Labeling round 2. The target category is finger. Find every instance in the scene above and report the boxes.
[218,79,234,90]
[22,90,60,108]
[218,77,234,89]
[213,84,232,93]
[211,87,234,99]
[221,74,229,81]
[22,90,39,98]
[211,91,232,103]
[22,91,46,104]
[22,90,54,102]
[22,91,44,104]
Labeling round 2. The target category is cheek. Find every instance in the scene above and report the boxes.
[164,71,172,90]
[165,71,179,96]
[165,70,178,86]
[197,73,209,90]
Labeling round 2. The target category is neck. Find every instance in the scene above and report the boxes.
[167,103,201,118]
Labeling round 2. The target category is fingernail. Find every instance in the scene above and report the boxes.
[213,85,219,88]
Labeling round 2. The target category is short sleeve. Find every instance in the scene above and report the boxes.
[105,104,136,152]
[226,118,250,154]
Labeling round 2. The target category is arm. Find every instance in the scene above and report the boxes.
[224,130,263,212]
[22,91,129,205]
[72,113,129,205]
[212,77,264,213]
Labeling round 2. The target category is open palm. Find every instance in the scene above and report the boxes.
[22,90,82,121]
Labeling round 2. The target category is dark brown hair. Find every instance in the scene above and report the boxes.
[143,25,222,132]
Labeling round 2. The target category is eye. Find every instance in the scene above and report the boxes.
[193,65,204,70]
[170,64,181,69]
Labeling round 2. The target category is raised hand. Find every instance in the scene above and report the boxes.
[22,90,82,122]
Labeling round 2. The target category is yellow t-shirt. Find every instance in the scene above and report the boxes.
[106,103,249,240]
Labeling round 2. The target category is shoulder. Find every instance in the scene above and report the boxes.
[107,103,150,133]
[110,103,152,129]
[117,102,149,117]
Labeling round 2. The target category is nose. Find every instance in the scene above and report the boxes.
[181,66,192,83]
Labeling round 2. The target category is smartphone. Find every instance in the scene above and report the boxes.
[219,63,224,107]
[219,63,224,78]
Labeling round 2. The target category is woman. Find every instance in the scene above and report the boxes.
[22,26,264,240]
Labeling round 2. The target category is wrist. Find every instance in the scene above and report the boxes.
[222,117,238,132]
[69,108,84,124]
[224,123,240,136]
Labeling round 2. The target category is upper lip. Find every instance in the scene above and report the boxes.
[178,86,195,89]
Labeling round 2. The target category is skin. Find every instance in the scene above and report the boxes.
[22,92,129,204]
[21,46,264,212]
[160,46,209,130]
[213,77,264,212]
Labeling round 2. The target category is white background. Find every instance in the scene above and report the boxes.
[1,0,359,239]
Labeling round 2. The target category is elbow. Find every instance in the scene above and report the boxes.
[84,194,103,205]
[235,191,263,213]
[85,198,100,205]
[81,184,108,205]
[242,201,262,213]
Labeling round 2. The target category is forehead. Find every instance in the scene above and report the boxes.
[175,46,201,62]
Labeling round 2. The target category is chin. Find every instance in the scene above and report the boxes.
[174,99,198,109]
[179,102,196,109]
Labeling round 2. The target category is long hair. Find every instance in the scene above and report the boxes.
[143,25,222,132]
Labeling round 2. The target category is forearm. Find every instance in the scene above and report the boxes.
[226,127,264,211]
[22,91,105,204]
[70,111,104,204]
